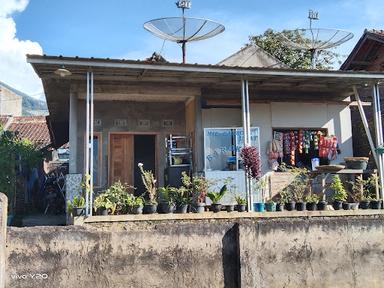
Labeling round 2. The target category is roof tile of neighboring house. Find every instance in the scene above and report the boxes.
[7,116,51,149]
[0,116,11,127]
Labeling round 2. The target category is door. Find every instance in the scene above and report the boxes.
[134,135,156,196]
[109,134,134,185]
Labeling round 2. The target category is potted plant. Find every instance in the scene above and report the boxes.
[127,195,144,214]
[235,195,247,212]
[370,197,382,209]
[181,172,208,213]
[265,199,276,212]
[330,175,347,210]
[207,185,227,213]
[68,195,86,216]
[138,163,158,214]
[344,157,369,170]
[170,186,190,214]
[157,186,176,214]
[93,193,114,215]
[305,193,319,211]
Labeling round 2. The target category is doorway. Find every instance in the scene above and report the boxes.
[109,133,156,194]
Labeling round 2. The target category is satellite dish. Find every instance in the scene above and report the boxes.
[144,0,225,63]
[280,10,353,68]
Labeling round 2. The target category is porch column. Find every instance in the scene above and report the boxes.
[241,79,252,211]
[69,91,78,174]
[85,71,94,216]
[372,84,384,199]
[194,95,204,173]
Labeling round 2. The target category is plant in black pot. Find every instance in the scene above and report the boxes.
[157,186,176,214]
[207,185,227,213]
[265,199,276,212]
[181,172,208,213]
[330,175,347,210]
[127,195,144,214]
[304,193,319,211]
[93,193,115,215]
[235,195,247,212]
[138,163,158,214]
[67,195,86,217]
[170,186,190,214]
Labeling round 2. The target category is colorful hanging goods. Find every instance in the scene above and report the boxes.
[283,132,290,155]
[290,131,295,166]
[267,139,283,170]
[298,129,304,154]
[304,130,311,154]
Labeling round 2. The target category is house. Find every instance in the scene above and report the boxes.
[0,81,22,116]
[27,54,384,213]
[340,29,384,161]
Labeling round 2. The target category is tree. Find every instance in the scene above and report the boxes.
[249,28,341,70]
[0,126,42,210]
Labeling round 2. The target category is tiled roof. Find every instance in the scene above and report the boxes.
[7,116,51,149]
[0,116,11,127]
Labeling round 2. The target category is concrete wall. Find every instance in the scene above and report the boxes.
[0,86,22,116]
[5,213,384,288]
[0,194,7,288]
[75,100,186,188]
[202,102,353,174]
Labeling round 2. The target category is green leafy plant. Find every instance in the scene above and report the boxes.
[330,175,347,202]
[67,195,86,212]
[282,167,310,202]
[235,195,247,205]
[169,186,190,205]
[349,174,378,202]
[207,185,227,204]
[93,193,115,213]
[138,163,157,204]
[125,195,144,208]
[304,193,320,203]
[181,172,209,204]
[93,181,134,214]
[158,186,175,204]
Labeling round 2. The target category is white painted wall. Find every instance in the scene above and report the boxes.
[202,103,353,175]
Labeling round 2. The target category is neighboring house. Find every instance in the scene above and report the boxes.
[27,53,384,209]
[218,44,288,68]
[340,29,384,160]
[0,81,48,117]
[0,82,22,116]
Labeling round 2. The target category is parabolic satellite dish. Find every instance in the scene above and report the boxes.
[280,10,353,69]
[144,0,225,63]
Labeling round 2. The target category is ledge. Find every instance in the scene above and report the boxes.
[73,209,384,225]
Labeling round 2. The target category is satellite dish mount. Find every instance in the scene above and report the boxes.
[144,0,225,63]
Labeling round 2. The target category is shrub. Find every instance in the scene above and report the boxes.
[240,146,261,180]
[330,175,347,202]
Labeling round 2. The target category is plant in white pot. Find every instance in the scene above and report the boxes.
[138,163,158,214]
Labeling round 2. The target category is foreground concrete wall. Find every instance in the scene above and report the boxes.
[0,194,7,288]
[6,214,384,288]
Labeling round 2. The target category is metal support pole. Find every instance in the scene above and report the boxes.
[89,72,94,216]
[353,86,379,167]
[373,84,384,200]
[85,72,90,216]
[241,79,253,211]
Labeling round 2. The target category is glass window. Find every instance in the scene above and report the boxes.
[204,127,260,172]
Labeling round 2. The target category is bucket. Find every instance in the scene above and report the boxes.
[253,202,265,212]
[311,158,320,171]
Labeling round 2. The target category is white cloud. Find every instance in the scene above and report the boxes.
[0,0,43,98]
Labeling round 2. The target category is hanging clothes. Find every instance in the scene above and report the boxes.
[319,135,338,161]
[290,130,295,166]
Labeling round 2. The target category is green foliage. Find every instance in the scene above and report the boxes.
[349,174,378,202]
[157,186,175,204]
[138,163,157,204]
[304,193,320,203]
[0,126,42,208]
[207,185,227,204]
[93,181,134,214]
[249,28,341,70]
[235,195,247,205]
[330,175,347,202]
[181,171,209,204]
[282,166,310,202]
[169,186,190,205]
[67,195,86,212]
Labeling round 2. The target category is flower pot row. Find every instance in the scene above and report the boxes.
[332,200,382,210]
[251,201,329,212]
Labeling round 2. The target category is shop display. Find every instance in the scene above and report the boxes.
[271,128,340,170]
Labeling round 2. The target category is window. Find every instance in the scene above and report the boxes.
[204,127,260,172]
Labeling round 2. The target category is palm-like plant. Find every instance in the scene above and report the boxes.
[207,185,227,204]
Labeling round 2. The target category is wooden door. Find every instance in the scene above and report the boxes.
[109,134,134,185]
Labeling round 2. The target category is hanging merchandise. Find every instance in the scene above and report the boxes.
[304,130,311,154]
[267,139,283,170]
[283,132,290,155]
[319,135,338,161]
[290,130,295,166]
[298,129,304,154]
[274,131,284,152]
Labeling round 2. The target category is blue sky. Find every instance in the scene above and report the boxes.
[1,0,384,97]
